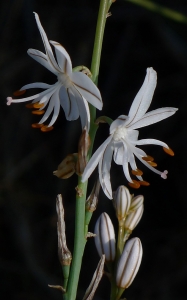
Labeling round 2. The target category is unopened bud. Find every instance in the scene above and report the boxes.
[124,205,144,232]
[129,195,144,212]
[113,186,131,222]
[56,195,72,266]
[76,128,90,175]
[116,237,143,289]
[53,154,77,179]
[94,213,116,261]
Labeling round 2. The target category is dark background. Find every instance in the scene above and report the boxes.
[0,0,186,299]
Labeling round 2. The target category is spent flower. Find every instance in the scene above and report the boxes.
[82,68,178,199]
[7,13,102,131]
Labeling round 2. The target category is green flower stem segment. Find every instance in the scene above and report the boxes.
[65,1,113,299]
[117,225,125,259]
[126,0,187,24]
[64,178,87,300]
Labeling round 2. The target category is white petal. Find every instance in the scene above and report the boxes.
[133,138,169,148]
[34,13,61,73]
[27,49,57,75]
[125,67,157,127]
[48,89,61,126]
[38,91,57,124]
[81,135,113,182]
[21,82,53,90]
[99,143,114,199]
[128,107,178,130]
[126,129,139,141]
[113,142,124,165]
[110,115,128,134]
[122,142,133,183]
[50,41,72,76]
[68,86,90,130]
[59,86,79,120]
[72,72,102,110]
[39,91,57,124]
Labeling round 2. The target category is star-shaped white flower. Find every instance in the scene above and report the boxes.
[82,68,178,199]
[7,13,102,131]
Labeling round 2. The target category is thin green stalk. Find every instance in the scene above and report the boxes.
[64,1,112,300]
[126,0,187,24]
[64,178,87,300]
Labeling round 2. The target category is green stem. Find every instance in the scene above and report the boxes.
[64,178,87,300]
[117,225,124,260]
[64,1,111,299]
[126,0,187,24]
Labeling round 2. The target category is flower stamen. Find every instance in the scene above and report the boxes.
[13,90,26,96]
[142,155,154,162]
[41,125,54,132]
[131,169,143,176]
[139,180,150,186]
[163,147,174,156]
[33,103,44,108]
[26,103,35,108]
[147,161,157,167]
[32,123,44,128]
[7,97,12,106]
[161,170,168,179]
[32,110,45,115]
[128,180,140,189]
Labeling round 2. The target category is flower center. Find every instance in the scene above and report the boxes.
[58,73,72,88]
[113,126,127,141]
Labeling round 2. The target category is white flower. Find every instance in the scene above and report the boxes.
[7,13,102,131]
[82,68,178,199]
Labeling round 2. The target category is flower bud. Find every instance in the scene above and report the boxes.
[53,154,77,179]
[116,237,143,289]
[113,186,131,222]
[129,195,144,212]
[94,213,116,261]
[124,205,144,232]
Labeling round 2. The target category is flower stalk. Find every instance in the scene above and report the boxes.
[64,1,112,299]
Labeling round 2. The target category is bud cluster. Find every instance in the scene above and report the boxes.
[113,186,144,232]
[94,185,144,293]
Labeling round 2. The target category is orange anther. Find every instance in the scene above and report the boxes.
[163,147,174,156]
[142,155,154,162]
[147,161,157,167]
[128,180,140,189]
[32,110,45,115]
[139,180,150,186]
[131,169,143,176]
[13,89,26,96]
[26,103,35,108]
[33,103,44,108]
[41,125,54,132]
[32,123,44,128]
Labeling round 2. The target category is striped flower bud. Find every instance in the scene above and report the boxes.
[129,195,144,212]
[116,237,143,289]
[94,213,116,261]
[124,205,144,232]
[113,186,131,222]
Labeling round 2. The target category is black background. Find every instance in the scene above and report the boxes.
[0,0,186,299]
